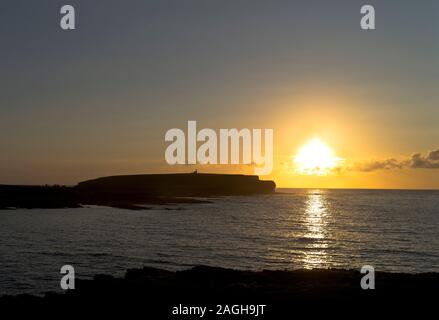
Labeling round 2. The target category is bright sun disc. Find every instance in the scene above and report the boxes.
[294,138,342,175]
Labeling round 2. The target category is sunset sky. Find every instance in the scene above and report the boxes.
[1,0,439,188]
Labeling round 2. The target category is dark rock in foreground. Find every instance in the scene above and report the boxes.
[1,266,437,317]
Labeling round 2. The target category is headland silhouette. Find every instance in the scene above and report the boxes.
[0,172,276,210]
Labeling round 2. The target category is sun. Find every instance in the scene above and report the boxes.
[294,138,342,175]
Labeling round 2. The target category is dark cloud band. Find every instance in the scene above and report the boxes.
[349,148,439,172]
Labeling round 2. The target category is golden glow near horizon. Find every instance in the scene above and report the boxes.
[294,138,342,176]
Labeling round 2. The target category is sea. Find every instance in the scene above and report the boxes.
[1,189,438,296]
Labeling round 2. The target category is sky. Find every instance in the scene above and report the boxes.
[1,0,439,188]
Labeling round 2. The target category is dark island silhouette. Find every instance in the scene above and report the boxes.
[0,172,275,210]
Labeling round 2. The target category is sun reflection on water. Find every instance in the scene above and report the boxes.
[301,190,329,268]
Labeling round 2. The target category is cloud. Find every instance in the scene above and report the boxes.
[348,148,439,172]
[349,158,405,172]
[409,149,439,169]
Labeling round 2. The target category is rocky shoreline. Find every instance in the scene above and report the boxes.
[1,265,437,316]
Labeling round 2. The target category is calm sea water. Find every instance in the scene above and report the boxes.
[1,189,439,296]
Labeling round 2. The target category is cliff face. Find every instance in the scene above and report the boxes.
[76,173,276,197]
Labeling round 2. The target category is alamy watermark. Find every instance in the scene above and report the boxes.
[58,4,376,31]
[60,265,75,290]
[60,5,75,30]
[360,265,375,290]
[165,121,273,175]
